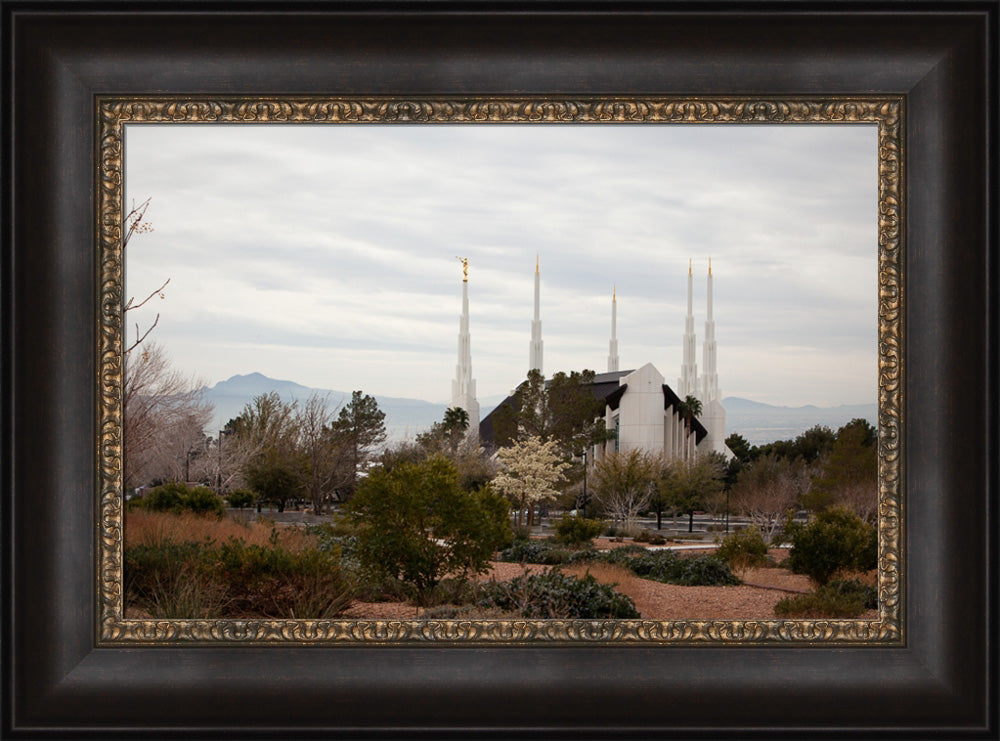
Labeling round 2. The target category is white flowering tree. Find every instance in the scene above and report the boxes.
[492,436,569,526]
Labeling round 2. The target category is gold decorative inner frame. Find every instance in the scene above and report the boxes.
[97,96,903,645]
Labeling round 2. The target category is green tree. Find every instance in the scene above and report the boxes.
[416,406,470,454]
[757,425,836,465]
[660,454,725,532]
[676,395,703,461]
[226,392,303,512]
[491,369,608,456]
[330,390,387,502]
[591,449,660,533]
[725,432,754,463]
[346,457,511,603]
[244,446,305,513]
[393,409,497,493]
[296,392,352,515]
[492,436,569,526]
[806,419,878,519]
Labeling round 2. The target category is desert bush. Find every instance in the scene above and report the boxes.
[674,555,741,587]
[510,523,533,541]
[183,485,227,517]
[573,547,740,587]
[774,578,876,618]
[715,526,769,572]
[225,489,256,509]
[824,578,878,610]
[124,521,352,619]
[213,536,353,618]
[346,457,511,604]
[124,541,224,618]
[603,524,626,539]
[785,508,877,585]
[632,529,667,545]
[132,482,225,518]
[477,569,640,619]
[498,539,575,565]
[553,514,604,547]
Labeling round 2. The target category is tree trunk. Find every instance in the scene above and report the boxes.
[688,510,694,532]
[656,508,662,530]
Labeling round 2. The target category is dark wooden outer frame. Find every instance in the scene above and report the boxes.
[3,2,995,737]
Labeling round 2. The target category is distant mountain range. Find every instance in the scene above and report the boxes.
[200,373,451,441]
[722,397,877,445]
[199,373,877,446]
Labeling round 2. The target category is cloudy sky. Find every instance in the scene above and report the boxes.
[124,122,878,407]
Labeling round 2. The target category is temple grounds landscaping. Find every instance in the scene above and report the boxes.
[124,489,877,622]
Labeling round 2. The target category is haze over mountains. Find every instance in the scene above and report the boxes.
[200,373,877,446]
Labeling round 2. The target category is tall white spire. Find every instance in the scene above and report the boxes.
[451,257,479,434]
[696,258,729,459]
[701,257,719,403]
[529,254,543,375]
[678,259,699,397]
[607,285,619,372]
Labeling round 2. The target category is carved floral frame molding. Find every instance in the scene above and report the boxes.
[96,96,903,644]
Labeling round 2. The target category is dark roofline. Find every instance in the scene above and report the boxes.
[663,384,708,441]
[479,369,708,445]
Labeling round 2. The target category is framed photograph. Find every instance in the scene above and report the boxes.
[4,2,994,737]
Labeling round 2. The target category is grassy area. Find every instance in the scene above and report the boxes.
[124,511,351,619]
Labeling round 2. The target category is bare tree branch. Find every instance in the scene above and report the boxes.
[124,277,170,313]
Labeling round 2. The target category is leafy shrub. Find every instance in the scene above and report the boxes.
[715,526,769,572]
[498,539,575,565]
[183,485,227,517]
[774,579,877,618]
[138,483,183,512]
[674,555,741,587]
[346,457,511,604]
[133,482,225,518]
[604,525,625,539]
[553,514,604,547]
[785,508,877,585]
[225,489,256,509]
[825,578,878,610]
[477,569,640,619]
[213,536,353,618]
[572,547,740,587]
[633,529,667,545]
[510,523,533,541]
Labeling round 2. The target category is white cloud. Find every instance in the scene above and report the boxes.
[124,122,878,407]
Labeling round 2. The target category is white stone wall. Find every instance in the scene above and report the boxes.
[616,364,667,455]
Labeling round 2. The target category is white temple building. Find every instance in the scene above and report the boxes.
[471,257,730,462]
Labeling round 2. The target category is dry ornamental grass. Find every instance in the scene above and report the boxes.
[126,509,318,551]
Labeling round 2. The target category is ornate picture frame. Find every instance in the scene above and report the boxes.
[99,95,902,645]
[5,3,993,737]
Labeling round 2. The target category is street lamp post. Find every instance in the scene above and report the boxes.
[216,429,225,495]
